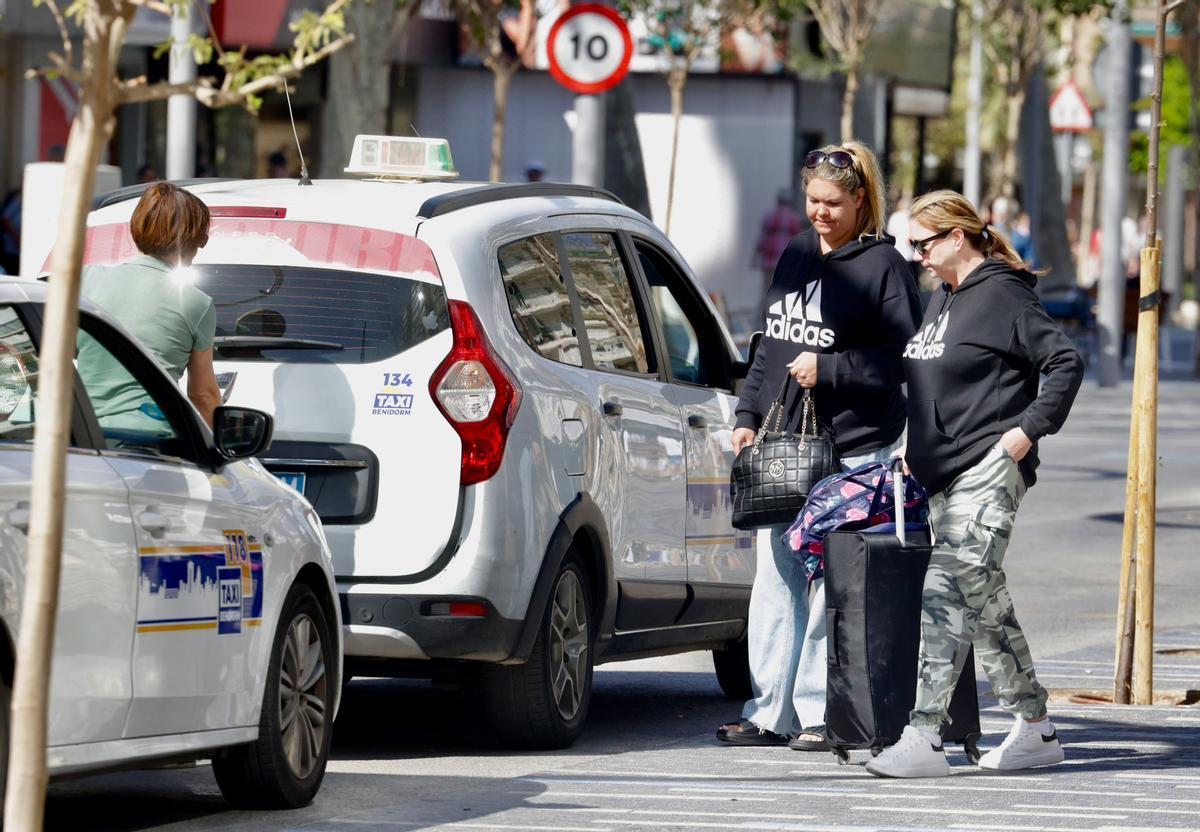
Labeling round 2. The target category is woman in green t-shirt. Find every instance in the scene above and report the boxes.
[80,182,222,429]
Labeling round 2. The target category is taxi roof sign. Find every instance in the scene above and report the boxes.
[345,135,459,180]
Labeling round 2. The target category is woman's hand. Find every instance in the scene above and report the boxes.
[787,352,819,387]
[732,427,757,456]
[998,426,1032,462]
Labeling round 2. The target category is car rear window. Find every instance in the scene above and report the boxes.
[194,265,449,364]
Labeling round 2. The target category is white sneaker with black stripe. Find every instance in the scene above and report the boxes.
[865,725,950,778]
[978,718,1065,771]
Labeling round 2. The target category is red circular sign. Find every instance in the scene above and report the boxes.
[546,4,633,95]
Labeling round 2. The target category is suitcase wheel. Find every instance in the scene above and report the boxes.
[964,733,982,765]
[832,746,850,764]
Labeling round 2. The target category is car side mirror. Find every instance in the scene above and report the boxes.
[213,406,273,461]
[730,330,763,380]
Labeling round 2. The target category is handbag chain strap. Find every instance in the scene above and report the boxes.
[752,382,815,456]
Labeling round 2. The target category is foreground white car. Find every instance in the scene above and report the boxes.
[0,279,342,808]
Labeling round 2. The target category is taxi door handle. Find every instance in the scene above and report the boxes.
[602,400,623,417]
[137,509,169,537]
[7,502,29,534]
[687,414,707,429]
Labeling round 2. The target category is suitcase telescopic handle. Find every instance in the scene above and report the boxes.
[890,456,907,547]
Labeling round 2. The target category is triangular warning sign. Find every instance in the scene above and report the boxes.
[1049,80,1093,133]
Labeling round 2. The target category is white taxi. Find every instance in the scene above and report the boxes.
[83,137,754,749]
[0,279,341,808]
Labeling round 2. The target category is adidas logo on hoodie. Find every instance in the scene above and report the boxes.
[765,285,836,347]
[904,310,951,360]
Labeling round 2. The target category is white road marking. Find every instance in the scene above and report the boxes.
[523,790,778,803]
[850,805,1126,820]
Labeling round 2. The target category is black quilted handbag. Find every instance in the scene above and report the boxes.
[730,379,839,530]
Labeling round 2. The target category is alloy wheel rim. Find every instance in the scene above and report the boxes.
[549,569,589,720]
[279,612,327,779]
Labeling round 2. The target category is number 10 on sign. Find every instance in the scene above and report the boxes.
[547,4,633,95]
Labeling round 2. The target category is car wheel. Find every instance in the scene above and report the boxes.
[212,583,334,809]
[483,552,593,749]
[712,635,752,700]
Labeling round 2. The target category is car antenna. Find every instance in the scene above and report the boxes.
[411,124,422,138]
[282,77,312,186]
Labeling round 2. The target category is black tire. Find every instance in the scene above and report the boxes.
[482,553,593,749]
[712,635,752,701]
[212,583,335,809]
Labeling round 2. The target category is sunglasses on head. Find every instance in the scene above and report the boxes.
[909,228,953,257]
[805,149,854,170]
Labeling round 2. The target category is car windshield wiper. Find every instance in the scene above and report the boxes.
[213,336,344,351]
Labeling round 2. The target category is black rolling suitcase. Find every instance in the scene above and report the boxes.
[822,459,981,763]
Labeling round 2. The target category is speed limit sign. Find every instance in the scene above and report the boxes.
[546,4,633,95]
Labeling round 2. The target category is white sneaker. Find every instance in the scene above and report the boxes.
[978,719,1065,771]
[865,725,950,778]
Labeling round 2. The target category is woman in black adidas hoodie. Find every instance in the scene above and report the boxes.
[717,142,922,750]
[866,190,1084,780]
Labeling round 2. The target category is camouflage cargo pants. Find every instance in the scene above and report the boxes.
[910,443,1049,732]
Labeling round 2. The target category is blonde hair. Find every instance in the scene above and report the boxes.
[909,189,1047,275]
[801,140,887,240]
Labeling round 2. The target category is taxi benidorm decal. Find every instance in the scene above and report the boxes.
[136,529,264,634]
[371,370,415,416]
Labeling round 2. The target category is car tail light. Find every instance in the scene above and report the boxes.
[430,300,522,486]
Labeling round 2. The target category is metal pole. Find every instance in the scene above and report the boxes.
[915,116,928,195]
[1098,0,1132,388]
[1056,132,1073,204]
[1163,144,1186,314]
[572,94,605,188]
[166,6,199,180]
[963,0,984,207]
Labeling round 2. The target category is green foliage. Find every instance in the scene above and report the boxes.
[1130,56,1193,176]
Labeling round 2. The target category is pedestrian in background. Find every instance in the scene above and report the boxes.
[753,188,805,299]
[78,182,222,428]
[867,189,1083,778]
[718,142,921,750]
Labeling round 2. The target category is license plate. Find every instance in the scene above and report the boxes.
[273,471,306,495]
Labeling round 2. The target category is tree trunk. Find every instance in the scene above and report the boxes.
[604,81,651,218]
[841,66,859,143]
[490,60,517,182]
[4,9,126,829]
[665,68,686,236]
[318,0,402,177]
[1001,77,1026,198]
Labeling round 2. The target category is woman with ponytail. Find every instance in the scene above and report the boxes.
[866,189,1084,778]
[718,142,922,750]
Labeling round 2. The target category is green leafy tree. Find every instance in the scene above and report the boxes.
[1131,55,1193,176]
[8,3,354,827]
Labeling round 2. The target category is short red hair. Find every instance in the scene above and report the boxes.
[130,182,210,261]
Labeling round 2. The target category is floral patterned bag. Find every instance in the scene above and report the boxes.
[784,461,930,583]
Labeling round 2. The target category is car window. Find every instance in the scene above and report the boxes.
[635,241,722,388]
[0,306,39,442]
[192,265,449,364]
[498,234,583,367]
[75,320,191,459]
[562,232,651,374]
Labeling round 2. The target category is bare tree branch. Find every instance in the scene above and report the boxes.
[39,0,75,70]
[23,52,86,85]
[116,32,357,106]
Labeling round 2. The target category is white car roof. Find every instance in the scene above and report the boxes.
[87,178,645,237]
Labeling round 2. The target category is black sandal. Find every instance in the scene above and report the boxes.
[788,729,829,751]
[716,719,789,746]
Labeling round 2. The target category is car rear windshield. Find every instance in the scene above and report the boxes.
[194,265,449,364]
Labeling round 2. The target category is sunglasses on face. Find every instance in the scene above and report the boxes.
[804,150,854,170]
[910,228,953,257]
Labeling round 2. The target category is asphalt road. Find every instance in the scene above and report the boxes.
[45,377,1200,832]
